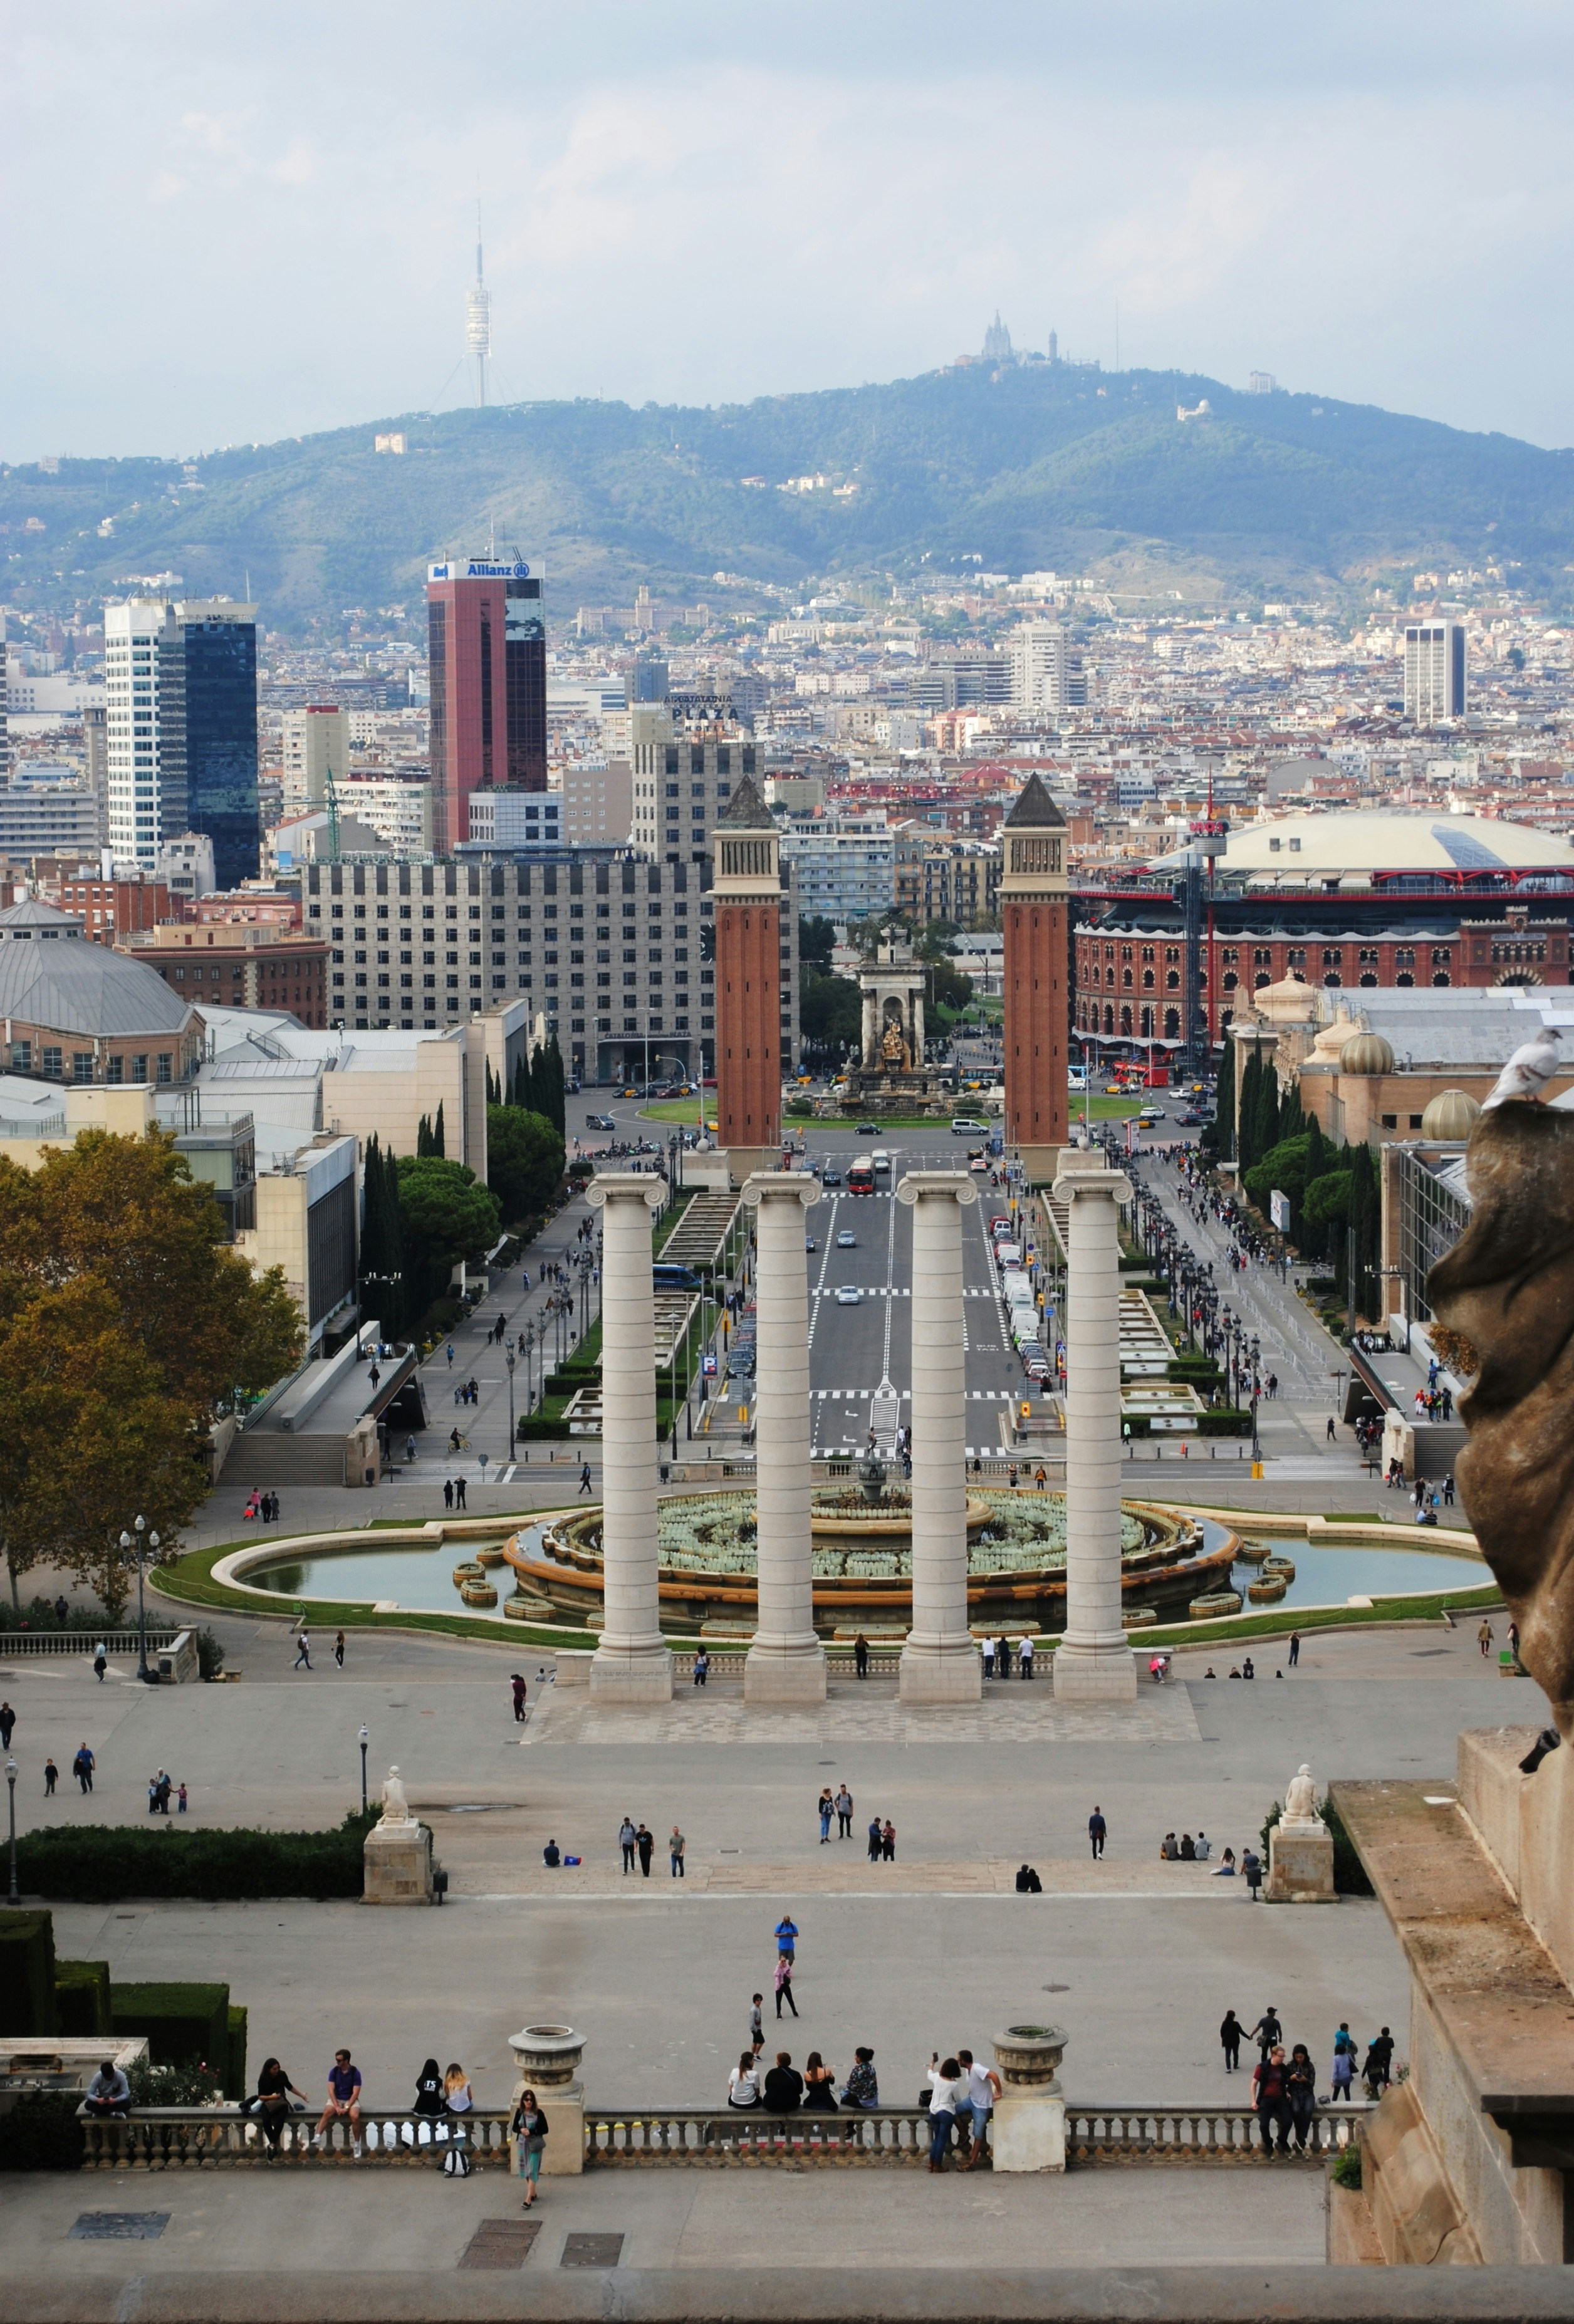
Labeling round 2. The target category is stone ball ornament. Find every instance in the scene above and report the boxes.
[1429,1101,1574,1741]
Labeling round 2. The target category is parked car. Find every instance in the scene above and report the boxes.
[835,1285,862,1306]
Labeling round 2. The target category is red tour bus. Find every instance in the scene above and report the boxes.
[847,1154,876,1194]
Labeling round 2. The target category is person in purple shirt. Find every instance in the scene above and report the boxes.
[315,2048,363,2154]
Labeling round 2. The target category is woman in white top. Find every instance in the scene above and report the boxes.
[727,2053,761,2108]
[442,2062,474,2176]
[925,2054,965,2173]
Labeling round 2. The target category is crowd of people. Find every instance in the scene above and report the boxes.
[1219,2006,1395,2152]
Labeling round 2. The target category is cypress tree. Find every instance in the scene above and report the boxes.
[1251,1053,1280,1165]
[382,1139,408,1336]
[1238,1047,1261,1174]
[511,1053,530,1110]
[1214,1035,1236,1160]
[415,1113,432,1157]
[1349,1143,1379,1320]
[431,1100,446,1158]
[543,1034,566,1135]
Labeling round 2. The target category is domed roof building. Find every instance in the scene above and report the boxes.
[1341,1032,1397,1077]
[1420,1088,1481,1140]
[0,900,201,1085]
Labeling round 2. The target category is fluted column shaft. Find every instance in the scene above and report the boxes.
[742,1174,826,1702]
[897,1172,981,1703]
[1052,1159,1137,1701]
[584,1175,672,1702]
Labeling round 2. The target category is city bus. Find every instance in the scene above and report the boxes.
[847,1155,876,1194]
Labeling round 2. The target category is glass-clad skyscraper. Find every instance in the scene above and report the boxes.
[179,601,260,889]
[426,556,546,853]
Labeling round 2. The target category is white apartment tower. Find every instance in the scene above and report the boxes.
[104,599,184,868]
[1404,622,1467,725]
[281,704,352,815]
[1009,620,1086,713]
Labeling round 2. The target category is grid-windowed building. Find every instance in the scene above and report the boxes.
[302,852,800,1089]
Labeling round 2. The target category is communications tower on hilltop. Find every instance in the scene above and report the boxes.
[466,204,492,407]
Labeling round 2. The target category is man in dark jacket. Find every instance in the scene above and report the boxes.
[763,2052,803,2112]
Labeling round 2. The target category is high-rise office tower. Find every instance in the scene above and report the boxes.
[104,599,185,870]
[425,554,546,854]
[177,599,259,888]
[81,703,108,842]
[1009,620,1086,712]
[1405,622,1466,724]
[1001,772,1070,1174]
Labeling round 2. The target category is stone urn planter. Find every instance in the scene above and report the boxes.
[991,2023,1068,2092]
[507,2023,585,2088]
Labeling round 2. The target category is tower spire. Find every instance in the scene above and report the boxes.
[465,200,491,408]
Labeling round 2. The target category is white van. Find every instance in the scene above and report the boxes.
[872,1150,892,1176]
[994,1241,1022,1269]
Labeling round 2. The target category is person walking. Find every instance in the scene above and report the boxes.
[1478,1618,1494,1659]
[1363,2026,1395,2098]
[93,1644,107,1684]
[578,1463,593,1496]
[73,1743,95,1794]
[1088,1806,1107,1861]
[333,1632,346,1670]
[293,1629,312,1670]
[635,1821,654,1877]
[0,1702,14,1751]
[1249,2005,1283,2063]
[774,1953,798,2019]
[1252,2045,1292,2157]
[511,2087,548,2207]
[1220,2009,1243,2073]
[1288,1631,1301,1669]
[867,1815,883,1862]
[835,1785,853,1838]
[669,1825,685,1878]
[749,1996,764,2060]
[853,1633,869,1679]
[1330,2023,1357,2102]
[818,1789,833,1845]
[512,1674,528,1722]
[925,2054,965,2172]
[43,1757,58,1796]
[619,1816,637,1874]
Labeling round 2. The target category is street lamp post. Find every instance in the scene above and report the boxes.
[120,1516,159,1684]
[523,1321,536,1415]
[6,1756,17,1905]
[358,1724,369,1816]
[506,1348,516,1461]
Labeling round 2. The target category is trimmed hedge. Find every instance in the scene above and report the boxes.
[0,2091,84,2172]
[16,1810,378,1904]
[228,2003,248,2098]
[112,1981,231,2083]
[1197,1409,1253,1437]
[0,1910,56,2035]
[55,1957,111,2037]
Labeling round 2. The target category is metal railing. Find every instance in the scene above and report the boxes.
[0,1629,178,1659]
[79,2107,516,2170]
[78,2098,1371,2172]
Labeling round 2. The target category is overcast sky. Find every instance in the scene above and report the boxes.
[5,1,1573,461]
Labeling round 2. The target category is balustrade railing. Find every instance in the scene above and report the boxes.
[0,1630,177,1659]
[669,1651,902,1680]
[78,2098,1371,2172]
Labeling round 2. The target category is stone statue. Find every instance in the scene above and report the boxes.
[1429,1105,1574,1741]
[1282,1764,1323,1829]
[378,1766,414,1828]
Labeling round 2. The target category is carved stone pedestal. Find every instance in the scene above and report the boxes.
[362,1820,432,1904]
[1266,1822,1336,1902]
[989,2022,1068,2176]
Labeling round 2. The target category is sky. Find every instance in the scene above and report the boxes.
[5,0,1574,462]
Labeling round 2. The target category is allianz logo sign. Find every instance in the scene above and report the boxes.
[427,560,531,580]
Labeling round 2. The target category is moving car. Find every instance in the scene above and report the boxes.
[834,1284,862,1306]
[857,1122,879,1137]
[951,1116,990,1135]
[1174,1110,1206,1128]
[821,1169,842,1188]
[805,1236,816,1252]
[837,1229,857,1248]
[586,1113,618,1132]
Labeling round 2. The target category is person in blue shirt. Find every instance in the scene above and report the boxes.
[774,1915,799,1961]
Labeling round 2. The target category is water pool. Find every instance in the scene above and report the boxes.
[1231,1538,1486,1608]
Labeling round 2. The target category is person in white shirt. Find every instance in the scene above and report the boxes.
[956,2050,1002,2169]
[1195,1830,1212,1860]
[925,2054,966,2172]
[727,2053,761,2108]
[1017,1634,1035,1680]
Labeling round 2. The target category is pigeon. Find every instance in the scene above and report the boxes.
[1483,1028,1561,1110]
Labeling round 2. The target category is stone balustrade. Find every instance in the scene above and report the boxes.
[78,2099,1370,2171]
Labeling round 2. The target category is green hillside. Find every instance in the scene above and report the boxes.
[4,362,1572,630]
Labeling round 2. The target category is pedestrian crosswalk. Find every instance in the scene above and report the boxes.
[811,1387,1015,1400]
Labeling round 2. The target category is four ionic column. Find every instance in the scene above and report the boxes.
[583,1174,673,1702]
[741,1174,826,1702]
[1051,1157,1137,1701]
[895,1172,982,1702]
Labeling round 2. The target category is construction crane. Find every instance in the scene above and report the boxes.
[325,761,342,864]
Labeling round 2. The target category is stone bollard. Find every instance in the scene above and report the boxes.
[508,2023,586,2177]
[989,2022,1068,2173]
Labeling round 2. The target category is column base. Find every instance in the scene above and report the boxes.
[589,1646,674,1704]
[989,2093,1066,2174]
[744,1644,827,1704]
[899,1639,981,1704]
[1051,1640,1138,1702]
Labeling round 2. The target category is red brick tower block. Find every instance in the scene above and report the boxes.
[710,776,783,1169]
[1002,771,1070,1173]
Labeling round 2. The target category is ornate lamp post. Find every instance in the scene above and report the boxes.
[120,1516,160,1684]
[358,1724,369,1816]
[506,1348,517,1459]
[6,1756,18,1905]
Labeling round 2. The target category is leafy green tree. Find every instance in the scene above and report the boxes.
[1244,1130,1314,1219]
[487,1106,565,1224]
[395,1155,501,1281]
[798,915,837,974]
[1304,1170,1352,1234]
[800,971,862,1050]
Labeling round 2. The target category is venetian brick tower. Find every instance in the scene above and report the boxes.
[1002,771,1071,1182]
[711,776,783,1177]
